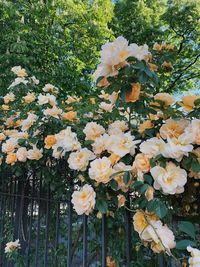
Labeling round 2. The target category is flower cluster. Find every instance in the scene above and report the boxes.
[1,35,200,263]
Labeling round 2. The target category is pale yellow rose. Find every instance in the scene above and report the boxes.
[23,92,36,103]
[150,162,187,194]
[71,184,96,215]
[27,146,43,160]
[99,102,113,113]
[160,119,189,139]
[44,135,56,149]
[0,133,6,142]
[133,153,150,173]
[2,104,9,111]
[5,239,21,253]
[4,93,15,104]
[16,147,28,162]
[89,157,113,184]
[11,66,27,77]
[154,93,174,106]
[138,120,153,134]
[43,106,62,118]
[6,153,17,165]
[180,95,200,112]
[2,138,18,154]
[133,210,157,234]
[68,148,95,171]
[83,122,105,141]
[145,186,154,201]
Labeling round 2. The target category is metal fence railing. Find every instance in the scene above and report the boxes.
[0,171,166,267]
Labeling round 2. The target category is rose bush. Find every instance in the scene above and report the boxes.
[1,36,200,266]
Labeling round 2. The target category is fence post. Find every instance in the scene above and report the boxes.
[83,215,88,267]
[101,214,107,267]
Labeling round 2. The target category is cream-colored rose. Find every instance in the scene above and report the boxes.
[65,95,82,104]
[145,186,154,201]
[6,153,17,165]
[187,246,200,267]
[52,127,81,157]
[38,93,57,106]
[180,95,200,112]
[43,106,62,118]
[20,113,38,131]
[133,153,150,173]
[133,211,157,234]
[89,157,113,184]
[68,148,95,171]
[23,92,36,103]
[83,122,105,141]
[185,119,200,145]
[140,137,165,158]
[2,138,18,154]
[62,111,77,121]
[42,83,58,93]
[106,132,140,158]
[160,119,189,139]
[31,76,39,85]
[150,162,187,194]
[27,145,43,160]
[138,120,153,134]
[117,194,126,208]
[5,239,21,253]
[11,66,27,77]
[2,104,9,111]
[99,102,113,113]
[4,93,15,104]
[71,184,96,215]
[154,93,174,106]
[162,134,193,161]
[92,134,108,155]
[0,133,6,142]
[108,120,128,135]
[16,147,28,162]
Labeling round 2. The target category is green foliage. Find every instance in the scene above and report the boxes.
[111,0,200,93]
[0,0,113,95]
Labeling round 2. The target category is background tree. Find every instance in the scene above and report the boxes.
[111,0,200,93]
[0,0,113,95]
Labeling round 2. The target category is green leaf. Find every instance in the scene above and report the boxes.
[131,181,143,189]
[123,172,130,184]
[96,199,108,214]
[110,179,118,191]
[144,174,153,185]
[176,240,196,250]
[147,199,167,218]
[178,221,196,240]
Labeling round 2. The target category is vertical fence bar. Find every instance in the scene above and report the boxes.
[55,202,60,266]
[67,200,73,266]
[35,176,42,267]
[83,215,88,267]
[26,173,35,267]
[125,197,132,266]
[158,254,165,267]
[44,184,50,267]
[101,214,107,267]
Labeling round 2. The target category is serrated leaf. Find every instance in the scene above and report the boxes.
[96,199,108,214]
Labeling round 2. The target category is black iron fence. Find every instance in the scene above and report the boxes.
[0,170,167,267]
